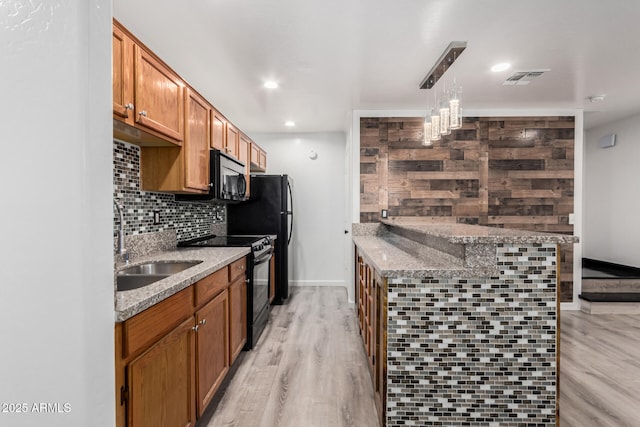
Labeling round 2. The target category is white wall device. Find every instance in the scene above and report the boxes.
[599,133,616,148]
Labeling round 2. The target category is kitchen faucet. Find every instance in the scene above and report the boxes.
[114,199,129,264]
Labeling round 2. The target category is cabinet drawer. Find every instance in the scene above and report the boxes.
[195,267,228,306]
[123,286,193,359]
[229,257,247,282]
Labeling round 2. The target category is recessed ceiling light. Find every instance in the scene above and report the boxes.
[264,81,278,89]
[284,121,295,127]
[491,62,511,72]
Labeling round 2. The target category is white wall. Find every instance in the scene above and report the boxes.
[251,132,347,287]
[0,1,114,426]
[584,113,640,267]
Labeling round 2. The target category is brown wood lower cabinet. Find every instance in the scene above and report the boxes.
[127,316,196,427]
[116,258,247,427]
[355,249,387,426]
[228,275,247,364]
[195,289,229,417]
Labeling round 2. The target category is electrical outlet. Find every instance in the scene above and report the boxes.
[381,209,388,219]
[153,211,160,225]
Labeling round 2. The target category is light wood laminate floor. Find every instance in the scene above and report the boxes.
[559,311,640,427]
[207,286,379,427]
[208,287,640,427]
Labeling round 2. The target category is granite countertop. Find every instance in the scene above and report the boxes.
[381,219,579,244]
[353,220,578,278]
[352,235,483,278]
[115,246,250,322]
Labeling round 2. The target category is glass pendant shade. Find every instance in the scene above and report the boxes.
[449,84,462,130]
[430,111,441,141]
[439,105,451,135]
[423,118,432,146]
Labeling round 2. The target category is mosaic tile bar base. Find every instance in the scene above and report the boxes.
[113,140,224,241]
[386,244,557,427]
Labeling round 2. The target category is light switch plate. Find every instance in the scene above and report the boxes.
[381,209,388,219]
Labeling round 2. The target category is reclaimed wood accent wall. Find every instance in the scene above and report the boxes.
[360,116,575,302]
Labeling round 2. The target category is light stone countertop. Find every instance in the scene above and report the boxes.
[115,246,250,322]
[352,235,494,278]
[353,221,578,278]
[381,219,579,244]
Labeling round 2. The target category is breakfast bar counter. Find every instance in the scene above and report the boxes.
[352,220,577,427]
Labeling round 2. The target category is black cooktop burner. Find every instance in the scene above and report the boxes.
[177,234,268,248]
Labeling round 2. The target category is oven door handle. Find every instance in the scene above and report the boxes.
[253,248,273,266]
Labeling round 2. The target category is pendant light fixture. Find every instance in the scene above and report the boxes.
[419,41,466,140]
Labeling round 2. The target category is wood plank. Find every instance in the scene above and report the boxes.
[510,189,564,198]
[388,148,452,161]
[405,171,479,180]
[507,170,574,179]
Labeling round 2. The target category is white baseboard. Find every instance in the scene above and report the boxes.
[561,301,581,311]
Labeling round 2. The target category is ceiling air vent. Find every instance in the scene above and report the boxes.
[503,69,550,86]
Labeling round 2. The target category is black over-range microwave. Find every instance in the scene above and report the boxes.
[176,150,247,203]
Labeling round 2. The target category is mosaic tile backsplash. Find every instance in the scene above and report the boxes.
[386,243,557,426]
[113,140,224,242]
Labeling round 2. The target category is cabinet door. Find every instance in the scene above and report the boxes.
[250,143,260,168]
[112,25,133,121]
[229,275,247,364]
[259,149,267,171]
[225,123,239,158]
[211,109,226,151]
[184,88,210,192]
[134,45,184,144]
[127,317,196,427]
[195,289,229,417]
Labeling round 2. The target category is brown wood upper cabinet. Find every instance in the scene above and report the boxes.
[139,87,210,194]
[112,24,133,121]
[211,109,227,152]
[250,141,267,172]
[225,123,240,158]
[112,20,185,146]
[183,88,210,192]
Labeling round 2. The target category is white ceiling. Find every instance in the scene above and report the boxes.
[114,0,640,134]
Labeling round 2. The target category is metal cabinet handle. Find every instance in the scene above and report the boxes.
[199,319,207,326]
[125,103,134,110]
[192,325,200,332]
[139,111,148,117]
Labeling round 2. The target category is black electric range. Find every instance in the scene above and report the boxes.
[177,234,271,250]
[178,234,273,349]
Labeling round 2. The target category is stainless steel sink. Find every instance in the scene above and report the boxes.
[116,260,202,291]
[118,261,202,276]
[116,274,169,291]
